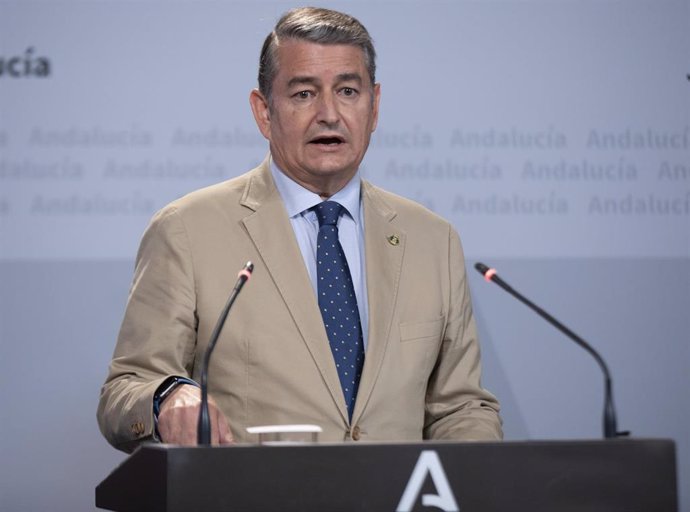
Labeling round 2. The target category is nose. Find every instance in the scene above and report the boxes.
[316,92,339,126]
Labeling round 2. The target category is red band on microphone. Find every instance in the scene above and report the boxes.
[484,268,497,282]
[238,269,252,281]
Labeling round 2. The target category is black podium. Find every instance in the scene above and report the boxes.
[96,439,677,511]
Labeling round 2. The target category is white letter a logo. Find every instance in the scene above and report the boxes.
[396,450,459,511]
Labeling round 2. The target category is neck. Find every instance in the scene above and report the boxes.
[271,159,357,200]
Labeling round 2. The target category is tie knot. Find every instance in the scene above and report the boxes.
[313,201,344,227]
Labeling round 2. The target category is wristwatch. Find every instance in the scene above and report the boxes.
[153,376,198,417]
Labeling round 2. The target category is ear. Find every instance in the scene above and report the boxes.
[249,89,271,140]
[370,83,381,133]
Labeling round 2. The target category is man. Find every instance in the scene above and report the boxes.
[98,7,502,452]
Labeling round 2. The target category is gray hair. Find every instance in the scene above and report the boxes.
[258,7,377,101]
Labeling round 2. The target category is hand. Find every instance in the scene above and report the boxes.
[157,384,234,446]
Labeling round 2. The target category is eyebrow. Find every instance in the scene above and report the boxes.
[287,76,319,88]
[287,73,363,89]
[335,73,363,85]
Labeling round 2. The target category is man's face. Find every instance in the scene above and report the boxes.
[250,40,380,196]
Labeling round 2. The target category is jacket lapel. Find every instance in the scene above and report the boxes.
[353,181,405,422]
[240,160,349,421]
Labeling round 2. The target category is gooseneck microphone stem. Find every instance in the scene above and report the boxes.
[197,261,254,446]
[474,262,624,439]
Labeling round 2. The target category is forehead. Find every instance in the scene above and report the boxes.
[273,40,369,82]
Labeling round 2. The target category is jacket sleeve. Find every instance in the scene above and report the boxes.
[97,205,198,452]
[423,226,503,441]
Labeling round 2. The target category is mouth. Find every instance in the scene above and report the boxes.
[308,135,346,146]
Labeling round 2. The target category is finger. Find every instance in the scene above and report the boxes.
[208,404,232,445]
[210,407,224,446]
[217,411,234,445]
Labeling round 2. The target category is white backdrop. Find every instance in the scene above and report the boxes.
[1,1,688,511]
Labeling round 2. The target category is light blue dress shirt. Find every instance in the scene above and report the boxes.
[270,159,369,350]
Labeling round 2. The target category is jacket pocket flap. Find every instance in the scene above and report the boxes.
[399,317,444,342]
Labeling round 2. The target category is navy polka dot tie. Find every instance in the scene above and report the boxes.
[313,201,364,421]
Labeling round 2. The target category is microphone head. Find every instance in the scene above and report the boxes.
[474,262,497,282]
[475,262,490,275]
[238,261,254,281]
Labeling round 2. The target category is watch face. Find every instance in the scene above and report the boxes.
[154,377,180,414]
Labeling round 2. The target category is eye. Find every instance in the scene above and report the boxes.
[294,90,313,100]
[341,87,358,97]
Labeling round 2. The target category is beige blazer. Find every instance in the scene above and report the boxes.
[97,158,501,452]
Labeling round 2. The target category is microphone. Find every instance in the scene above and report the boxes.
[197,261,254,445]
[474,262,627,439]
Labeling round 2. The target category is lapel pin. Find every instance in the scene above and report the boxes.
[387,234,400,246]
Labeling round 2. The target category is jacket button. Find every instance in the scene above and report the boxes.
[352,426,361,441]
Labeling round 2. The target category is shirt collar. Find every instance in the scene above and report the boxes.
[270,157,361,223]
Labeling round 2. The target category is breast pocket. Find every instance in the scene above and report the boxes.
[399,316,445,343]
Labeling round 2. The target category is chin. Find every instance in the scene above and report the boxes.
[309,156,358,175]
[314,165,356,179]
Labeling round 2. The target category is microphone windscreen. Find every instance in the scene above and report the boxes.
[474,262,490,276]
